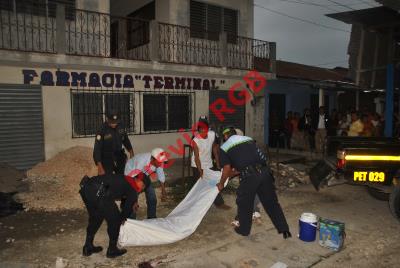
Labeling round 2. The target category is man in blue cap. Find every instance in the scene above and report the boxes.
[93,111,134,175]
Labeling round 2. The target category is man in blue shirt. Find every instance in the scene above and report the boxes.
[124,148,168,219]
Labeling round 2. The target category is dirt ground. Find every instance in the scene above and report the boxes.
[1,182,400,268]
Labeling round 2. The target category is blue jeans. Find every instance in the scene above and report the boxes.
[129,184,157,219]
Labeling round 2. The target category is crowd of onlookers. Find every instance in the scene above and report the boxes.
[269,107,400,152]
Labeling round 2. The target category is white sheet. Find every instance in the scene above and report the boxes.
[118,169,222,247]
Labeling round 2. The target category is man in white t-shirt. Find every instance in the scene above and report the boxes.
[191,116,231,210]
[124,148,168,219]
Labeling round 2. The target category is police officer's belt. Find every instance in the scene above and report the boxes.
[240,164,267,177]
[79,176,109,199]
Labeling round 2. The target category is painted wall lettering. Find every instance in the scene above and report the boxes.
[22,69,219,91]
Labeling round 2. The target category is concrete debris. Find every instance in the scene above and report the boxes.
[17,146,97,211]
[270,162,310,191]
[16,146,165,212]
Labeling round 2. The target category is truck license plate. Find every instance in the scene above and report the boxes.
[353,171,385,183]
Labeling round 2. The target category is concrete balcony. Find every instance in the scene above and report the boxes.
[0,4,275,73]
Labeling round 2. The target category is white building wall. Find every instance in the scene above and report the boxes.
[0,51,270,159]
[76,0,110,13]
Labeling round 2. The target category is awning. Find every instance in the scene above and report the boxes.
[327,6,400,29]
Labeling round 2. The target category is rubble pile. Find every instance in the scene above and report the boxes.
[270,162,310,191]
[17,146,97,211]
[226,162,310,192]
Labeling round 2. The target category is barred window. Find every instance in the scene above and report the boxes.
[143,94,191,132]
[71,91,134,137]
[143,95,167,132]
[105,93,133,132]
[168,95,190,130]
[72,93,103,137]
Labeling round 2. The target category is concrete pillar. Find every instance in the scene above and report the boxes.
[355,28,365,86]
[149,20,160,62]
[269,42,276,74]
[355,90,360,110]
[56,3,66,54]
[385,63,394,137]
[264,91,270,145]
[219,32,228,67]
[319,88,324,107]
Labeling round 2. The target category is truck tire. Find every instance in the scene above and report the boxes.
[389,185,400,222]
[366,186,389,201]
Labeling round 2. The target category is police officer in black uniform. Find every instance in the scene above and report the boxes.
[93,112,134,175]
[79,174,138,258]
[216,127,291,238]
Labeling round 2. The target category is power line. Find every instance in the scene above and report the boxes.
[275,0,341,13]
[254,3,351,33]
[324,0,357,10]
[281,0,376,7]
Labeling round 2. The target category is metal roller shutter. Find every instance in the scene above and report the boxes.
[0,84,44,170]
[208,90,246,135]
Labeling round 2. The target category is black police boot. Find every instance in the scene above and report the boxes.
[82,236,103,256]
[282,231,292,239]
[106,240,127,258]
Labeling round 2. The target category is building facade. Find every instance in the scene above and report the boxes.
[262,60,356,145]
[0,0,275,169]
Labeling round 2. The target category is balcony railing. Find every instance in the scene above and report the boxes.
[0,4,275,72]
[158,23,221,67]
[0,3,56,53]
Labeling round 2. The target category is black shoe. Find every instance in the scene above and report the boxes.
[82,245,103,256]
[283,231,292,239]
[106,247,127,258]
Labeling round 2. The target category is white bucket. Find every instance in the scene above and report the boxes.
[300,212,318,224]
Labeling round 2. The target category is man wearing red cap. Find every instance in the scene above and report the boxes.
[124,148,168,219]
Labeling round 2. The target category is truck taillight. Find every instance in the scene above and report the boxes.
[337,159,346,169]
[337,150,346,169]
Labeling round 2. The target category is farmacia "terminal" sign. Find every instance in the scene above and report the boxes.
[22,69,219,90]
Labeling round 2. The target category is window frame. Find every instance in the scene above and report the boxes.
[140,92,194,134]
[70,90,135,138]
[70,89,195,138]
[189,0,239,42]
[126,1,154,50]
[2,0,77,21]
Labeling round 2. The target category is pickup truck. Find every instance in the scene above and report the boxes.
[310,136,400,222]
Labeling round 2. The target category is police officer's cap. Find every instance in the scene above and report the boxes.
[222,126,236,136]
[107,111,120,123]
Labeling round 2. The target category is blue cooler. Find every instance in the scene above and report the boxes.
[298,213,318,242]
